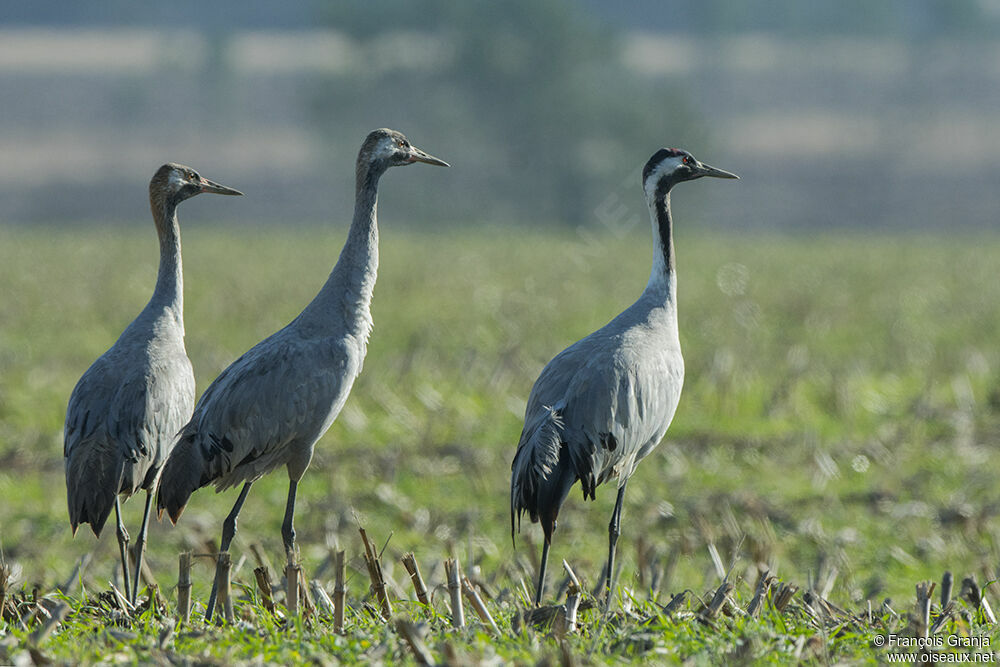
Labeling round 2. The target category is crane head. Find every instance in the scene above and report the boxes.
[151,163,243,207]
[359,128,450,174]
[642,148,738,200]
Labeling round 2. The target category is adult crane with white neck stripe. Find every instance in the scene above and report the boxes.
[510,147,738,606]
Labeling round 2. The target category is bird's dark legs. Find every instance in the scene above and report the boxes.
[603,482,628,609]
[220,482,253,554]
[205,481,252,622]
[534,538,551,606]
[281,480,298,557]
[129,491,154,605]
[114,497,131,603]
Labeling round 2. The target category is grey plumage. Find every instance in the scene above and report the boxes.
[64,163,242,604]
[510,147,738,605]
[155,129,447,622]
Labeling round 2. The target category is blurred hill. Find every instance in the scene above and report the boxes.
[1,1,999,230]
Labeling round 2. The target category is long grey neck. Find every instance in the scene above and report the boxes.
[148,202,184,327]
[644,187,677,304]
[299,164,381,336]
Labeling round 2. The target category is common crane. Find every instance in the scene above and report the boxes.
[64,164,241,604]
[156,129,448,621]
[510,147,738,606]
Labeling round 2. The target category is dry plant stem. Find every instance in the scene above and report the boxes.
[334,550,346,634]
[250,543,273,574]
[445,558,465,629]
[747,571,775,619]
[563,560,582,633]
[297,566,316,619]
[518,577,532,606]
[562,560,582,590]
[285,554,299,618]
[360,527,392,620]
[818,566,838,599]
[915,581,935,639]
[216,552,233,624]
[109,582,133,615]
[941,571,953,609]
[981,590,997,625]
[930,601,956,635]
[962,576,997,624]
[253,566,275,615]
[661,590,688,617]
[394,617,436,666]
[144,583,164,616]
[177,552,192,624]
[772,582,799,613]
[0,560,12,620]
[701,581,734,620]
[402,552,430,605]
[311,580,335,616]
[707,542,725,581]
[565,592,582,633]
[462,577,500,636]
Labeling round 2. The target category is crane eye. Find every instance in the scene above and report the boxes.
[396,139,406,148]
[683,156,692,165]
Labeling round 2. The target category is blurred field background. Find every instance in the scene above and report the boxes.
[2,0,1000,663]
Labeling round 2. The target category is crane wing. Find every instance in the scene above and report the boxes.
[514,331,683,505]
[64,355,120,459]
[183,329,361,489]
[65,350,193,474]
[65,344,194,532]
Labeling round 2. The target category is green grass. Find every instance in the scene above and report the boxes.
[1,224,999,664]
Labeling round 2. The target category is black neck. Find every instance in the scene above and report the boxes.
[654,181,674,277]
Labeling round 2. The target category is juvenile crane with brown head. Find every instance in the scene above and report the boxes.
[64,164,241,604]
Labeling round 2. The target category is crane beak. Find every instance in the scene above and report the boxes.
[697,162,739,180]
[408,147,450,167]
[198,177,244,196]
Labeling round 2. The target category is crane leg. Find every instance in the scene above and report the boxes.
[129,490,154,605]
[205,481,252,622]
[281,479,298,557]
[534,538,551,606]
[114,497,132,603]
[603,481,628,610]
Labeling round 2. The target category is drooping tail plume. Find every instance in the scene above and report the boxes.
[156,434,208,523]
